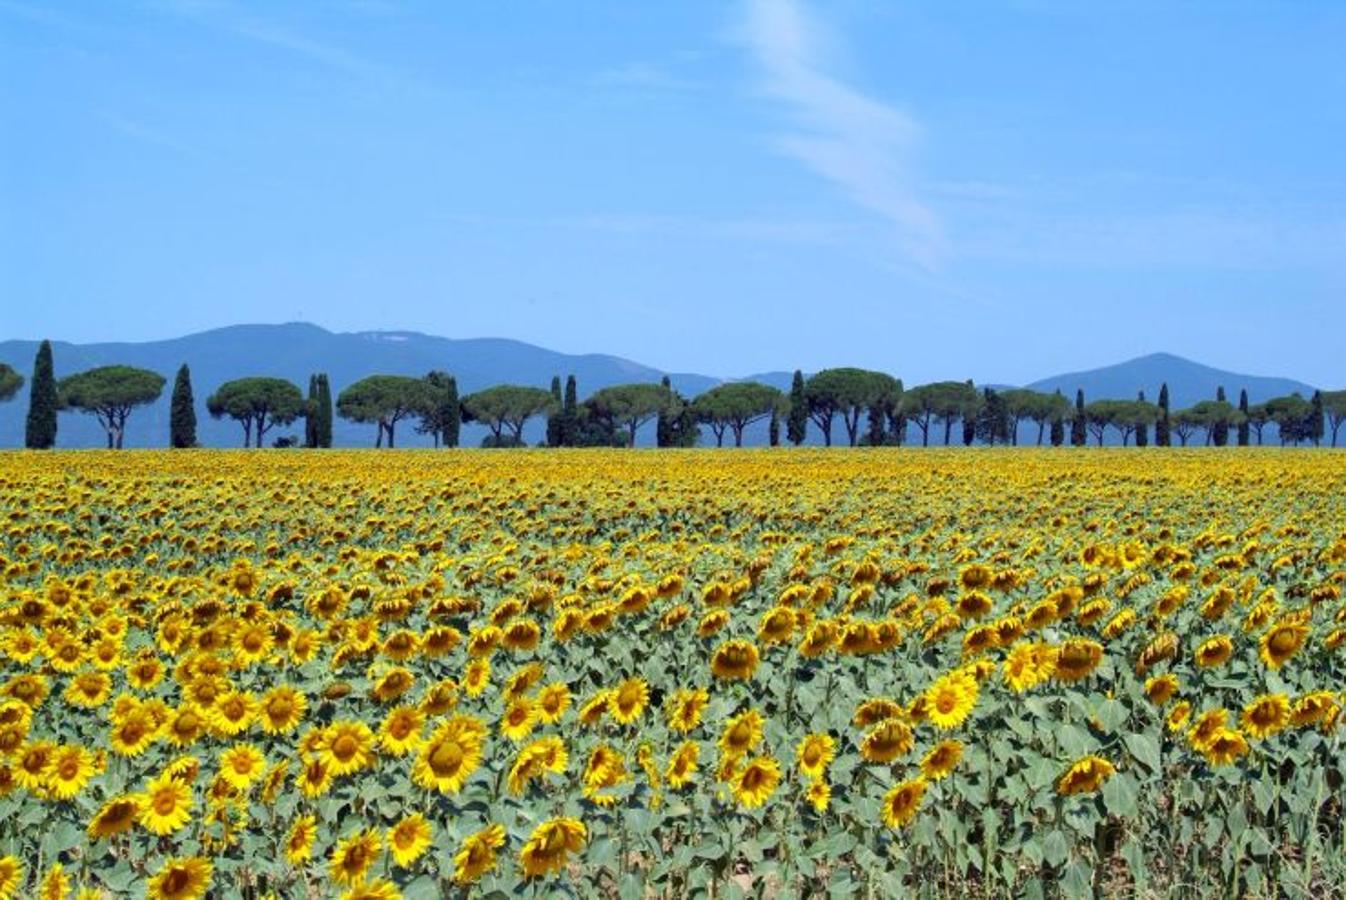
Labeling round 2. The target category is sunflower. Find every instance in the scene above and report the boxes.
[665,688,709,733]
[206,690,257,737]
[388,813,433,868]
[454,823,506,885]
[1144,674,1179,706]
[519,817,586,878]
[1057,755,1115,795]
[718,709,764,759]
[109,711,158,756]
[1186,708,1228,751]
[321,721,377,777]
[578,691,611,727]
[861,718,915,764]
[218,743,265,791]
[1290,691,1340,727]
[45,745,95,800]
[881,778,927,829]
[413,716,485,794]
[63,671,112,708]
[805,778,831,812]
[258,686,306,735]
[732,756,781,808]
[330,829,382,886]
[500,697,538,742]
[605,678,648,725]
[138,775,193,835]
[665,741,699,789]
[464,659,491,697]
[379,706,425,755]
[537,683,571,724]
[1053,639,1103,682]
[39,864,69,900]
[286,814,317,863]
[0,856,19,900]
[853,698,904,728]
[582,744,629,800]
[163,705,207,748]
[146,856,212,900]
[920,739,963,781]
[88,794,141,840]
[297,757,334,798]
[1003,642,1054,693]
[339,879,402,900]
[796,733,836,779]
[1193,634,1234,668]
[924,671,978,730]
[710,639,760,680]
[1202,729,1250,766]
[1260,620,1309,669]
[13,741,54,792]
[1166,701,1192,732]
[1240,694,1291,740]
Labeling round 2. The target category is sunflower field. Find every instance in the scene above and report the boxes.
[2,449,1345,899]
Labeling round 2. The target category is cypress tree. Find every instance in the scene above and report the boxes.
[561,376,578,447]
[315,374,334,447]
[1050,389,1065,446]
[1213,386,1229,446]
[1070,389,1086,447]
[304,375,319,447]
[787,370,808,446]
[1135,390,1148,447]
[546,376,564,447]
[1155,383,1171,446]
[170,364,198,448]
[656,376,676,448]
[441,375,460,448]
[768,411,781,447]
[1237,389,1250,446]
[1310,390,1325,447]
[24,340,57,449]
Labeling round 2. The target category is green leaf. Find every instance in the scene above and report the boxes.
[1062,859,1094,898]
[1042,828,1070,868]
[1103,772,1138,818]
[1124,732,1162,773]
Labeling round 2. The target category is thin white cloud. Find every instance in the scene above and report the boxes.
[738,0,945,267]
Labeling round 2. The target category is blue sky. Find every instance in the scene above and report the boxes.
[2,0,1344,386]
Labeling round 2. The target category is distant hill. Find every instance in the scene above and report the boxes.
[1028,352,1317,410]
[0,326,1324,448]
[0,323,719,449]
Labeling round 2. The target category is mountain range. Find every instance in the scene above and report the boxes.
[0,323,1323,448]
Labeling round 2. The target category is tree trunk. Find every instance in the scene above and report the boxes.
[243,420,252,448]
[388,421,396,449]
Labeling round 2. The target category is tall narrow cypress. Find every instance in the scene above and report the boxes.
[24,340,57,449]
[787,370,808,446]
[1155,383,1171,446]
[1310,390,1325,447]
[304,375,319,447]
[656,376,675,448]
[1070,389,1086,447]
[170,363,198,448]
[1135,390,1149,447]
[315,374,334,447]
[561,376,578,447]
[546,375,564,447]
[442,375,460,448]
[1050,389,1065,446]
[768,411,781,446]
[1213,386,1229,446]
[1237,389,1250,446]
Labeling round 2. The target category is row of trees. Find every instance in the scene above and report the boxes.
[4,341,1344,449]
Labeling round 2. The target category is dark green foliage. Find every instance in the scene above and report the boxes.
[304,375,319,448]
[547,376,565,448]
[975,388,1011,444]
[1324,391,1346,447]
[560,376,579,447]
[1237,389,1250,446]
[584,382,674,447]
[787,370,808,445]
[768,411,780,446]
[1070,390,1087,447]
[1155,383,1171,447]
[459,384,553,447]
[208,377,307,448]
[1135,391,1149,447]
[1310,390,1325,446]
[0,364,22,404]
[656,376,699,448]
[315,374,334,447]
[170,364,197,448]
[418,371,460,448]
[1213,386,1229,446]
[805,368,901,447]
[25,340,57,449]
[901,381,977,447]
[59,365,166,449]
[692,382,784,447]
[863,402,886,445]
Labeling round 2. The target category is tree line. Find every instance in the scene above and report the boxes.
[3,340,1343,449]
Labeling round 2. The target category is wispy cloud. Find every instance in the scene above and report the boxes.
[590,62,701,93]
[737,0,944,267]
